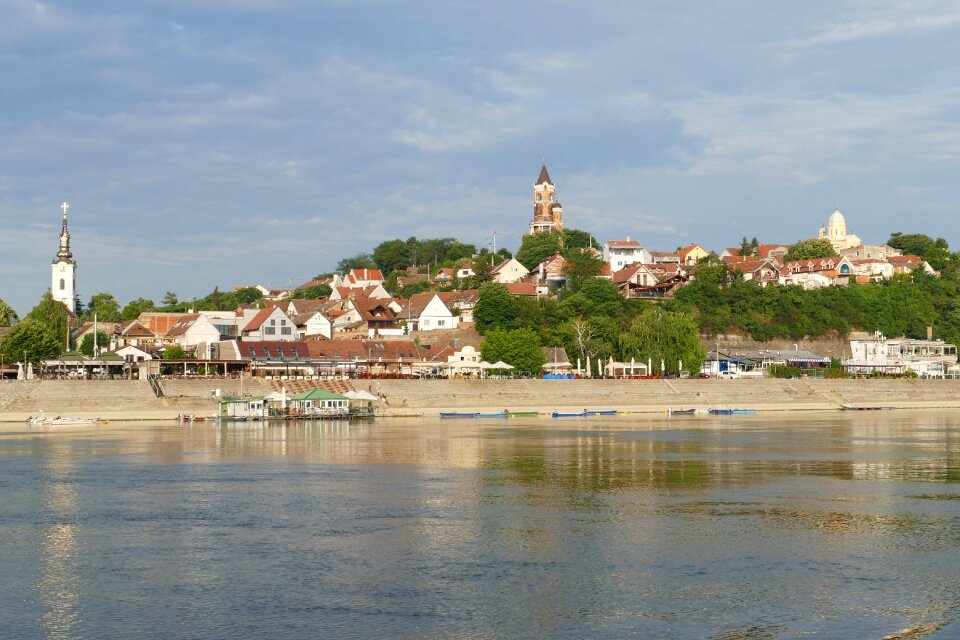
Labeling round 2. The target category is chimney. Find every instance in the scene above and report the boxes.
[927,326,933,340]
[626,235,631,242]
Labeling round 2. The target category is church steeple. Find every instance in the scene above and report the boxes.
[51,201,77,312]
[56,201,73,261]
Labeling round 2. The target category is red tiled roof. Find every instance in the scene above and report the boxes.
[166,314,200,337]
[242,308,276,332]
[606,240,642,247]
[506,282,537,296]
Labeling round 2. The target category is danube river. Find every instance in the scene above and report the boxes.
[3,412,960,639]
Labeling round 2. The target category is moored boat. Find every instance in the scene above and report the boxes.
[441,412,480,419]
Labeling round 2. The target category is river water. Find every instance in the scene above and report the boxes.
[2,412,960,639]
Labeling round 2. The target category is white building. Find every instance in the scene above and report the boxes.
[846,332,958,377]
[51,202,77,312]
[241,307,297,341]
[603,237,651,273]
[492,258,529,284]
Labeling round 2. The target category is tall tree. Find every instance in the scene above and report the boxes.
[26,293,70,352]
[562,228,599,250]
[162,291,179,306]
[783,238,836,261]
[121,298,156,321]
[481,328,546,374]
[516,232,563,270]
[617,305,706,375]
[0,320,60,363]
[0,297,18,327]
[84,292,122,322]
[336,253,377,273]
[372,239,412,275]
[79,331,110,356]
[473,283,518,334]
[562,250,606,292]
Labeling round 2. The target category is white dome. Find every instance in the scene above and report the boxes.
[828,208,845,225]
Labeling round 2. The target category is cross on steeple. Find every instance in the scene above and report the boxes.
[61,202,69,217]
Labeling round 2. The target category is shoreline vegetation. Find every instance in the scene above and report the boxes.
[2,378,960,422]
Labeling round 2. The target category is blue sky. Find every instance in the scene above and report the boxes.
[3,1,960,314]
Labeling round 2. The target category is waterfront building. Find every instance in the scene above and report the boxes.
[846,332,958,377]
[51,202,77,312]
[529,164,564,235]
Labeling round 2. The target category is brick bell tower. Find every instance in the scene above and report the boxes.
[529,163,563,235]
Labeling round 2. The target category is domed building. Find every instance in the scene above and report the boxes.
[818,208,861,251]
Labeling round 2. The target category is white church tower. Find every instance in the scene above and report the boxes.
[51,201,77,312]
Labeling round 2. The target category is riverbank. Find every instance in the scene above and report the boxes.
[1,378,959,422]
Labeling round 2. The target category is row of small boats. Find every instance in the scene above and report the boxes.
[441,408,760,419]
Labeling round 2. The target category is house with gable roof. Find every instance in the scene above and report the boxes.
[491,258,529,284]
[725,257,783,287]
[329,283,390,301]
[241,306,297,341]
[781,255,854,289]
[677,244,710,266]
[603,237,651,273]
[405,292,459,332]
[166,313,223,358]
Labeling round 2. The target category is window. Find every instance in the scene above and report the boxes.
[60,278,65,290]
[536,193,542,202]
[270,319,276,326]
[281,327,292,335]
[266,327,276,335]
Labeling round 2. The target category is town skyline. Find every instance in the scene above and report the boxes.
[4,2,960,313]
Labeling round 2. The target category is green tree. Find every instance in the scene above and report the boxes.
[562,249,606,292]
[473,283,519,334]
[121,298,155,321]
[372,239,412,275]
[472,258,494,287]
[234,287,265,304]
[562,228,599,250]
[162,291,179,306]
[163,345,186,359]
[617,305,706,375]
[0,320,60,363]
[0,297,19,327]
[559,278,624,320]
[336,253,377,273]
[79,331,110,356]
[481,328,546,374]
[84,292,122,322]
[26,293,70,352]
[516,232,563,270]
[784,238,836,261]
[290,284,332,300]
[888,232,957,273]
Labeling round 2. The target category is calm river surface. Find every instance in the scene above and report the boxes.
[3,412,960,639]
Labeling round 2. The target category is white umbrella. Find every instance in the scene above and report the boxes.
[577,357,581,375]
[479,361,497,369]
[26,362,34,380]
[16,363,23,380]
[660,359,665,375]
[631,357,636,376]
[491,361,514,370]
[586,355,591,378]
[345,390,379,402]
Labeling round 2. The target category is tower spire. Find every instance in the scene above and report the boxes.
[57,201,72,260]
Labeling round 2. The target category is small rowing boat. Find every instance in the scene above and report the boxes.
[440,412,479,419]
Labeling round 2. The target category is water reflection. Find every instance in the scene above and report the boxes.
[3,412,960,637]
[37,441,81,639]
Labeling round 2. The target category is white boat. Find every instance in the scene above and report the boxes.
[27,414,98,426]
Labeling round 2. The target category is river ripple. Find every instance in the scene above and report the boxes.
[2,411,960,639]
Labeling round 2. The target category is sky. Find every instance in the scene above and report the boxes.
[2,0,960,314]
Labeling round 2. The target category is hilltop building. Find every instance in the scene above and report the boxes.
[818,208,862,251]
[529,164,564,235]
[51,202,77,312]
